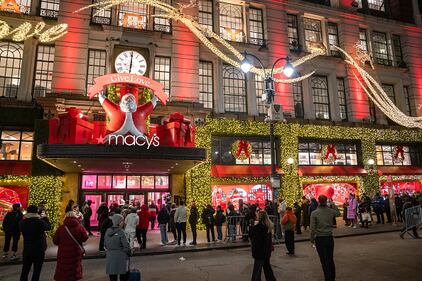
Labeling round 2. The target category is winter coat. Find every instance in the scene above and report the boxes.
[149,203,158,217]
[82,205,92,220]
[105,227,130,275]
[215,210,226,226]
[347,198,358,219]
[201,206,215,225]
[189,207,199,225]
[175,206,188,223]
[227,205,238,225]
[101,217,113,235]
[97,205,109,224]
[250,222,273,260]
[157,208,170,225]
[20,213,51,255]
[137,205,150,230]
[2,210,23,233]
[281,209,297,231]
[124,213,139,233]
[301,202,310,227]
[53,217,88,281]
[169,208,176,227]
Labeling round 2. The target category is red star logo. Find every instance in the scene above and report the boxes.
[96,135,106,144]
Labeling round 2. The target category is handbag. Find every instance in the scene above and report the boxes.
[64,226,86,256]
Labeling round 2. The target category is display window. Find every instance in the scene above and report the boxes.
[380,181,421,195]
[127,176,141,189]
[81,175,97,189]
[0,186,28,221]
[141,176,155,189]
[303,182,357,205]
[155,176,169,189]
[211,184,272,210]
[98,175,112,189]
[112,175,126,189]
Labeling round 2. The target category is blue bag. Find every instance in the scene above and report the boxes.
[129,269,141,281]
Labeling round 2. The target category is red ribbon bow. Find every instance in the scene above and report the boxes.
[236,140,250,158]
[324,144,337,161]
[394,145,404,160]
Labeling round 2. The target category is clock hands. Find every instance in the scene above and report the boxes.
[129,51,134,74]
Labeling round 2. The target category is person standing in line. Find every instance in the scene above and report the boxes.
[238,199,249,241]
[2,203,23,260]
[301,198,311,231]
[310,195,340,281]
[157,206,170,246]
[53,211,89,281]
[373,193,385,224]
[227,204,238,242]
[395,195,404,222]
[278,197,287,238]
[175,201,188,246]
[188,202,199,245]
[293,202,302,234]
[73,205,83,223]
[124,208,139,251]
[202,204,216,243]
[249,210,277,281]
[215,205,226,242]
[100,210,113,252]
[281,207,297,256]
[342,198,349,226]
[136,204,150,250]
[105,214,131,281]
[149,201,158,230]
[347,194,358,228]
[82,200,93,236]
[19,205,51,281]
[309,198,318,214]
[65,200,75,213]
[168,203,178,244]
[97,202,108,229]
[384,194,392,223]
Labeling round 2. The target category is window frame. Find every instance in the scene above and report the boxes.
[376,144,420,166]
[153,0,172,33]
[298,141,359,166]
[153,56,171,96]
[222,64,247,113]
[255,74,266,115]
[287,14,300,52]
[219,2,244,43]
[403,86,413,117]
[198,0,214,32]
[117,2,149,30]
[91,0,112,25]
[328,22,340,57]
[0,42,24,99]
[392,34,404,67]
[372,31,392,66]
[293,82,304,119]
[359,28,369,52]
[248,7,264,46]
[39,0,60,18]
[86,49,107,94]
[311,75,331,120]
[337,78,348,122]
[32,44,55,98]
[304,17,323,52]
[199,60,214,109]
[0,130,34,161]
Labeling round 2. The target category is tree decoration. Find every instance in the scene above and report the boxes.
[321,144,337,165]
[231,140,252,160]
[392,145,405,163]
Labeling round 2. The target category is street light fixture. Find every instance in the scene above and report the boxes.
[240,51,295,202]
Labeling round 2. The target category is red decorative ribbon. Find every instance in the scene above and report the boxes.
[394,145,404,160]
[324,144,337,161]
[236,140,250,158]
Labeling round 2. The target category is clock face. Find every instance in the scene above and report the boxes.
[114,51,147,75]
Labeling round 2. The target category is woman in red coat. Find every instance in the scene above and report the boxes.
[136,204,150,249]
[53,211,89,281]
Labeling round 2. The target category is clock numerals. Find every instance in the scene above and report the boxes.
[115,50,147,75]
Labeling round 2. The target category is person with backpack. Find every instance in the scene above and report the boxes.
[214,205,226,242]
[202,204,216,243]
[157,206,170,245]
[281,207,297,256]
[105,214,131,281]
[2,203,23,260]
[19,205,51,281]
[188,202,199,245]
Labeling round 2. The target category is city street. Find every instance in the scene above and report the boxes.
[1,232,420,281]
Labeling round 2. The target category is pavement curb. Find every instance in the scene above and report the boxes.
[0,228,401,267]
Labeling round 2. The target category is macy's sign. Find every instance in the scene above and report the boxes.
[97,134,160,148]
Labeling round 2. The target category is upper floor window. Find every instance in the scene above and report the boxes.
[219,2,244,42]
[403,86,413,116]
[293,82,304,118]
[92,0,112,25]
[368,0,385,11]
[198,0,213,32]
[298,142,358,166]
[392,35,404,67]
[154,56,171,95]
[222,64,246,113]
[39,0,60,18]
[118,2,148,30]
[154,0,171,32]
[248,7,264,45]
[304,18,322,52]
[376,145,420,166]
[212,136,274,165]
[255,75,266,115]
[369,100,377,123]
[372,31,392,66]
[337,78,348,121]
[311,75,330,120]
[382,84,395,104]
[0,0,31,14]
[86,49,107,93]
[359,28,369,52]
[33,45,55,98]
[287,14,300,51]
[199,61,213,109]
[0,131,33,161]
[0,42,23,98]
[328,22,340,56]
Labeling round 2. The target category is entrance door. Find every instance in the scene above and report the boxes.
[147,192,170,210]
[107,194,124,207]
[129,194,145,207]
[84,194,102,227]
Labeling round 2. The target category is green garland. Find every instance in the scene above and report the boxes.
[186,118,422,210]
[0,176,63,235]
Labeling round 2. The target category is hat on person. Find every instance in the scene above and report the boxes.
[111,214,124,227]
[27,205,38,214]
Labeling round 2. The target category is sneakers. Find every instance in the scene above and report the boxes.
[353,225,357,229]
[189,241,197,245]
[2,252,7,259]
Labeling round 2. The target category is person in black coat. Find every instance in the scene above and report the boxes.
[293,202,302,234]
[82,200,93,235]
[301,198,311,230]
[250,210,276,281]
[100,211,114,252]
[201,204,216,243]
[157,206,170,245]
[189,202,199,245]
[214,205,226,241]
[19,205,51,281]
[2,203,23,260]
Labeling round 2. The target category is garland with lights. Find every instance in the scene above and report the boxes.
[0,176,63,235]
[0,20,68,43]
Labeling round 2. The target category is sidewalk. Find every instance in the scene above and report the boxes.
[0,220,403,265]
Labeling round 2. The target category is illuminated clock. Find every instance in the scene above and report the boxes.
[114,50,147,75]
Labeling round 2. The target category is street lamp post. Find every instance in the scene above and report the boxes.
[240,51,294,202]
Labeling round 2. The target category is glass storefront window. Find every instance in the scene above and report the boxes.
[376,145,420,166]
[98,175,112,189]
[141,176,154,189]
[155,176,169,189]
[299,142,358,166]
[112,175,126,189]
[82,175,97,189]
[127,176,141,189]
[1,131,33,161]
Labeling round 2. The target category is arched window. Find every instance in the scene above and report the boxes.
[311,75,330,120]
[219,3,243,42]
[0,42,23,98]
[223,65,246,113]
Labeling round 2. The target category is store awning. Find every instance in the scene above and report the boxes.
[211,165,283,178]
[377,166,422,175]
[298,166,367,176]
[37,144,206,174]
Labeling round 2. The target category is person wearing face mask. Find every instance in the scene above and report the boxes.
[105,214,131,281]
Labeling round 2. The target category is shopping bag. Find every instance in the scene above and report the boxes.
[129,269,141,281]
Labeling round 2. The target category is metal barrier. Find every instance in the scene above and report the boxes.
[400,205,422,239]
[224,215,282,243]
